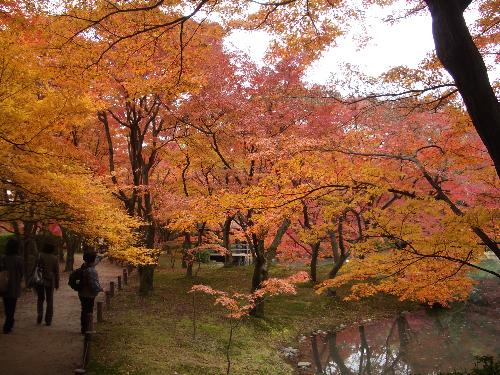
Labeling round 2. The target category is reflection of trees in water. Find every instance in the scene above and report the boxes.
[310,314,413,375]
[304,288,499,374]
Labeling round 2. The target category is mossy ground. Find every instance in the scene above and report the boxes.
[87,257,416,375]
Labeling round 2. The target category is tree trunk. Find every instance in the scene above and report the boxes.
[223,216,233,267]
[425,0,500,177]
[309,242,321,283]
[250,255,267,317]
[65,246,75,272]
[62,228,80,272]
[250,236,267,317]
[138,265,154,295]
[183,232,193,278]
[329,254,349,279]
[136,222,157,292]
[328,228,349,279]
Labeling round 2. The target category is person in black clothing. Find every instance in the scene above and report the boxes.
[78,252,102,334]
[35,242,60,326]
[1,238,23,334]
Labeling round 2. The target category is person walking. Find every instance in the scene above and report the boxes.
[78,252,102,334]
[35,242,59,326]
[0,238,23,334]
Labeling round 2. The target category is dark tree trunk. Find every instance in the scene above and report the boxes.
[138,265,155,295]
[250,236,267,317]
[328,225,349,279]
[65,246,75,272]
[138,221,156,293]
[62,228,81,272]
[424,0,500,177]
[249,218,290,317]
[309,242,321,283]
[58,246,65,263]
[223,216,233,267]
[183,232,193,278]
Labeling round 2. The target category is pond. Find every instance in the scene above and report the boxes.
[295,279,499,374]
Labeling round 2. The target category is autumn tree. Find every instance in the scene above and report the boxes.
[56,0,500,177]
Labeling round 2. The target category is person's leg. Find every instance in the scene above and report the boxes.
[3,297,16,333]
[79,296,86,334]
[36,285,45,324]
[81,297,95,333]
[8,298,17,330]
[3,297,9,333]
[45,286,54,325]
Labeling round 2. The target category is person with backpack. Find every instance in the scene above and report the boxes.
[0,238,23,334]
[35,242,60,326]
[74,252,102,334]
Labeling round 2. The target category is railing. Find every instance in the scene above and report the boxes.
[74,267,131,374]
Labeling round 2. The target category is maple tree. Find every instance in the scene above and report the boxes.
[0,7,152,278]
[189,271,309,374]
[56,0,499,178]
[2,1,497,312]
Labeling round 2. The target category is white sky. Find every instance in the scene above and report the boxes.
[224,3,489,86]
[224,7,434,85]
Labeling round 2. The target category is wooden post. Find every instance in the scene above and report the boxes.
[109,281,115,297]
[123,269,128,285]
[117,276,122,291]
[105,291,111,309]
[96,301,103,323]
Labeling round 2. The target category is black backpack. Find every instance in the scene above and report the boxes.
[68,267,85,291]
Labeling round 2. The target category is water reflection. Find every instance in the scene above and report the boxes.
[301,299,499,375]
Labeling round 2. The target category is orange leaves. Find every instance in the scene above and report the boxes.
[189,271,309,319]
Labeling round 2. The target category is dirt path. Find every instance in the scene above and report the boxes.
[0,256,125,375]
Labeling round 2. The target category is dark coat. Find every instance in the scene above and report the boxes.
[37,252,59,289]
[1,254,24,298]
[78,263,102,298]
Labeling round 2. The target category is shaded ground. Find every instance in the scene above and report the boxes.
[0,257,125,375]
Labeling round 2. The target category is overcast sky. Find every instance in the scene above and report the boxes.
[223,3,489,87]
[225,4,434,83]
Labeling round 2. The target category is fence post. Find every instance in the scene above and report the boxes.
[96,301,103,323]
[109,281,115,297]
[123,269,128,285]
[117,276,122,291]
[105,291,111,309]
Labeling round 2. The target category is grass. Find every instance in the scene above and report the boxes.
[86,256,416,375]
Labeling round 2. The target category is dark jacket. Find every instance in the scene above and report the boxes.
[37,252,59,289]
[1,254,24,298]
[78,263,102,298]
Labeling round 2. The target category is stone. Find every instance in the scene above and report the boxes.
[297,361,311,369]
[281,347,299,358]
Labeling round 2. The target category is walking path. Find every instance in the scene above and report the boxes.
[0,257,124,375]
